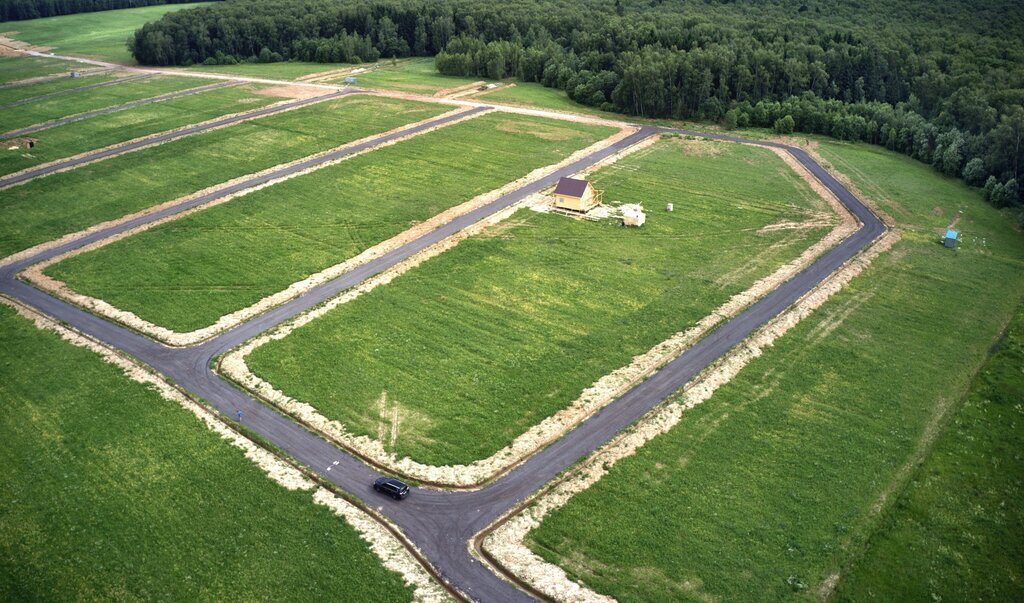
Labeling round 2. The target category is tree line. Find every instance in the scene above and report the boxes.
[0,0,204,22]
[127,0,1023,209]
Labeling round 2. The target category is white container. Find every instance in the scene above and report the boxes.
[666,203,674,212]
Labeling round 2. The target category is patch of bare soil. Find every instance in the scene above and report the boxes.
[0,34,53,55]
[432,81,485,98]
[481,229,899,602]
[254,84,332,99]
[0,294,449,602]
[671,139,723,156]
[18,108,488,346]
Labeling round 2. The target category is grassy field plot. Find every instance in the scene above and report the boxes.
[48,114,615,332]
[4,3,212,62]
[1,74,204,132]
[478,82,607,116]
[0,70,118,106]
[242,139,832,466]
[341,58,490,94]
[0,83,278,176]
[182,61,352,80]
[0,55,82,83]
[0,95,445,258]
[0,303,413,601]
[526,142,1024,601]
[836,301,1024,601]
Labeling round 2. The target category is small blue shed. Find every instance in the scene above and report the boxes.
[343,76,357,85]
[944,229,958,249]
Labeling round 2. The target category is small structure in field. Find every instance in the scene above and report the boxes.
[621,204,646,227]
[553,177,602,213]
[343,76,357,85]
[7,137,37,150]
[69,71,81,78]
[944,229,958,249]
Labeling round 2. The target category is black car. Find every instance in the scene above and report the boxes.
[373,476,410,500]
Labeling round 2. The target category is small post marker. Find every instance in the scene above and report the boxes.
[236,409,243,421]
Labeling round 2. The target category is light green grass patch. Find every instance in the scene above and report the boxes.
[4,3,213,63]
[479,82,609,117]
[0,83,278,176]
[48,113,615,332]
[0,95,445,258]
[244,139,831,466]
[0,70,118,106]
[0,55,82,83]
[343,57,490,94]
[2,74,204,131]
[527,141,1024,601]
[0,303,413,601]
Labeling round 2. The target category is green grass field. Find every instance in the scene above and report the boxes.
[526,141,1024,601]
[181,61,351,80]
[836,301,1024,601]
[0,303,413,601]
[0,95,445,258]
[2,74,204,132]
[0,70,118,105]
[0,83,277,176]
[0,55,82,83]
[243,139,831,466]
[342,58,491,94]
[3,3,212,63]
[478,82,608,116]
[48,114,615,333]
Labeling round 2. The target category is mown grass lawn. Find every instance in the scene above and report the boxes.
[527,141,1024,601]
[342,57,490,94]
[0,70,118,106]
[5,3,212,63]
[1,74,205,131]
[836,301,1024,601]
[0,83,278,176]
[0,304,413,601]
[49,114,615,332]
[479,82,608,116]
[0,95,445,258]
[0,55,81,83]
[245,139,831,466]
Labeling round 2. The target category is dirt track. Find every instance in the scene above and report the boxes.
[0,50,888,602]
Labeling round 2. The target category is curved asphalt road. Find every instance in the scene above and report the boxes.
[0,89,353,189]
[0,115,885,600]
[1,80,240,140]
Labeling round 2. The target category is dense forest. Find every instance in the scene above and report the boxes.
[128,0,1024,209]
[0,0,204,22]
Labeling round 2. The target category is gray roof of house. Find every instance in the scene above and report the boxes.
[553,177,589,198]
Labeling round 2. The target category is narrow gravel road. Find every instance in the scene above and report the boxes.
[0,61,886,601]
[1,80,240,139]
[0,89,353,189]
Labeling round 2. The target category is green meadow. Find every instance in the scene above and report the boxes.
[0,303,413,601]
[0,95,444,258]
[48,114,615,332]
[0,83,277,176]
[0,70,117,105]
[526,141,1024,601]
[244,138,832,466]
[2,74,203,131]
[341,57,489,95]
[0,55,81,83]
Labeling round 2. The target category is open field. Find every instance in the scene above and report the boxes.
[47,113,615,333]
[0,55,82,83]
[836,301,1024,601]
[526,141,1024,601]
[243,139,832,467]
[1,74,203,132]
[477,83,609,116]
[341,58,490,95]
[0,83,277,176]
[0,95,444,258]
[0,303,413,601]
[182,61,354,80]
[0,70,117,105]
[2,3,213,62]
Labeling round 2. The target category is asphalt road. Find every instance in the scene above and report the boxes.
[0,89,353,189]
[0,113,885,600]
[2,80,240,140]
[0,72,150,110]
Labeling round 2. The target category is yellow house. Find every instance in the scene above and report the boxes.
[553,177,601,212]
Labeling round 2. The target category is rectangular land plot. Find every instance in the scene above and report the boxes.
[525,142,1024,601]
[0,95,446,258]
[46,114,617,332]
[1,75,206,132]
[342,58,489,94]
[0,55,82,84]
[243,139,834,467]
[0,70,118,106]
[0,304,413,601]
[0,83,279,176]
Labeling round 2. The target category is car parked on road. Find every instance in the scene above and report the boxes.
[373,476,410,500]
